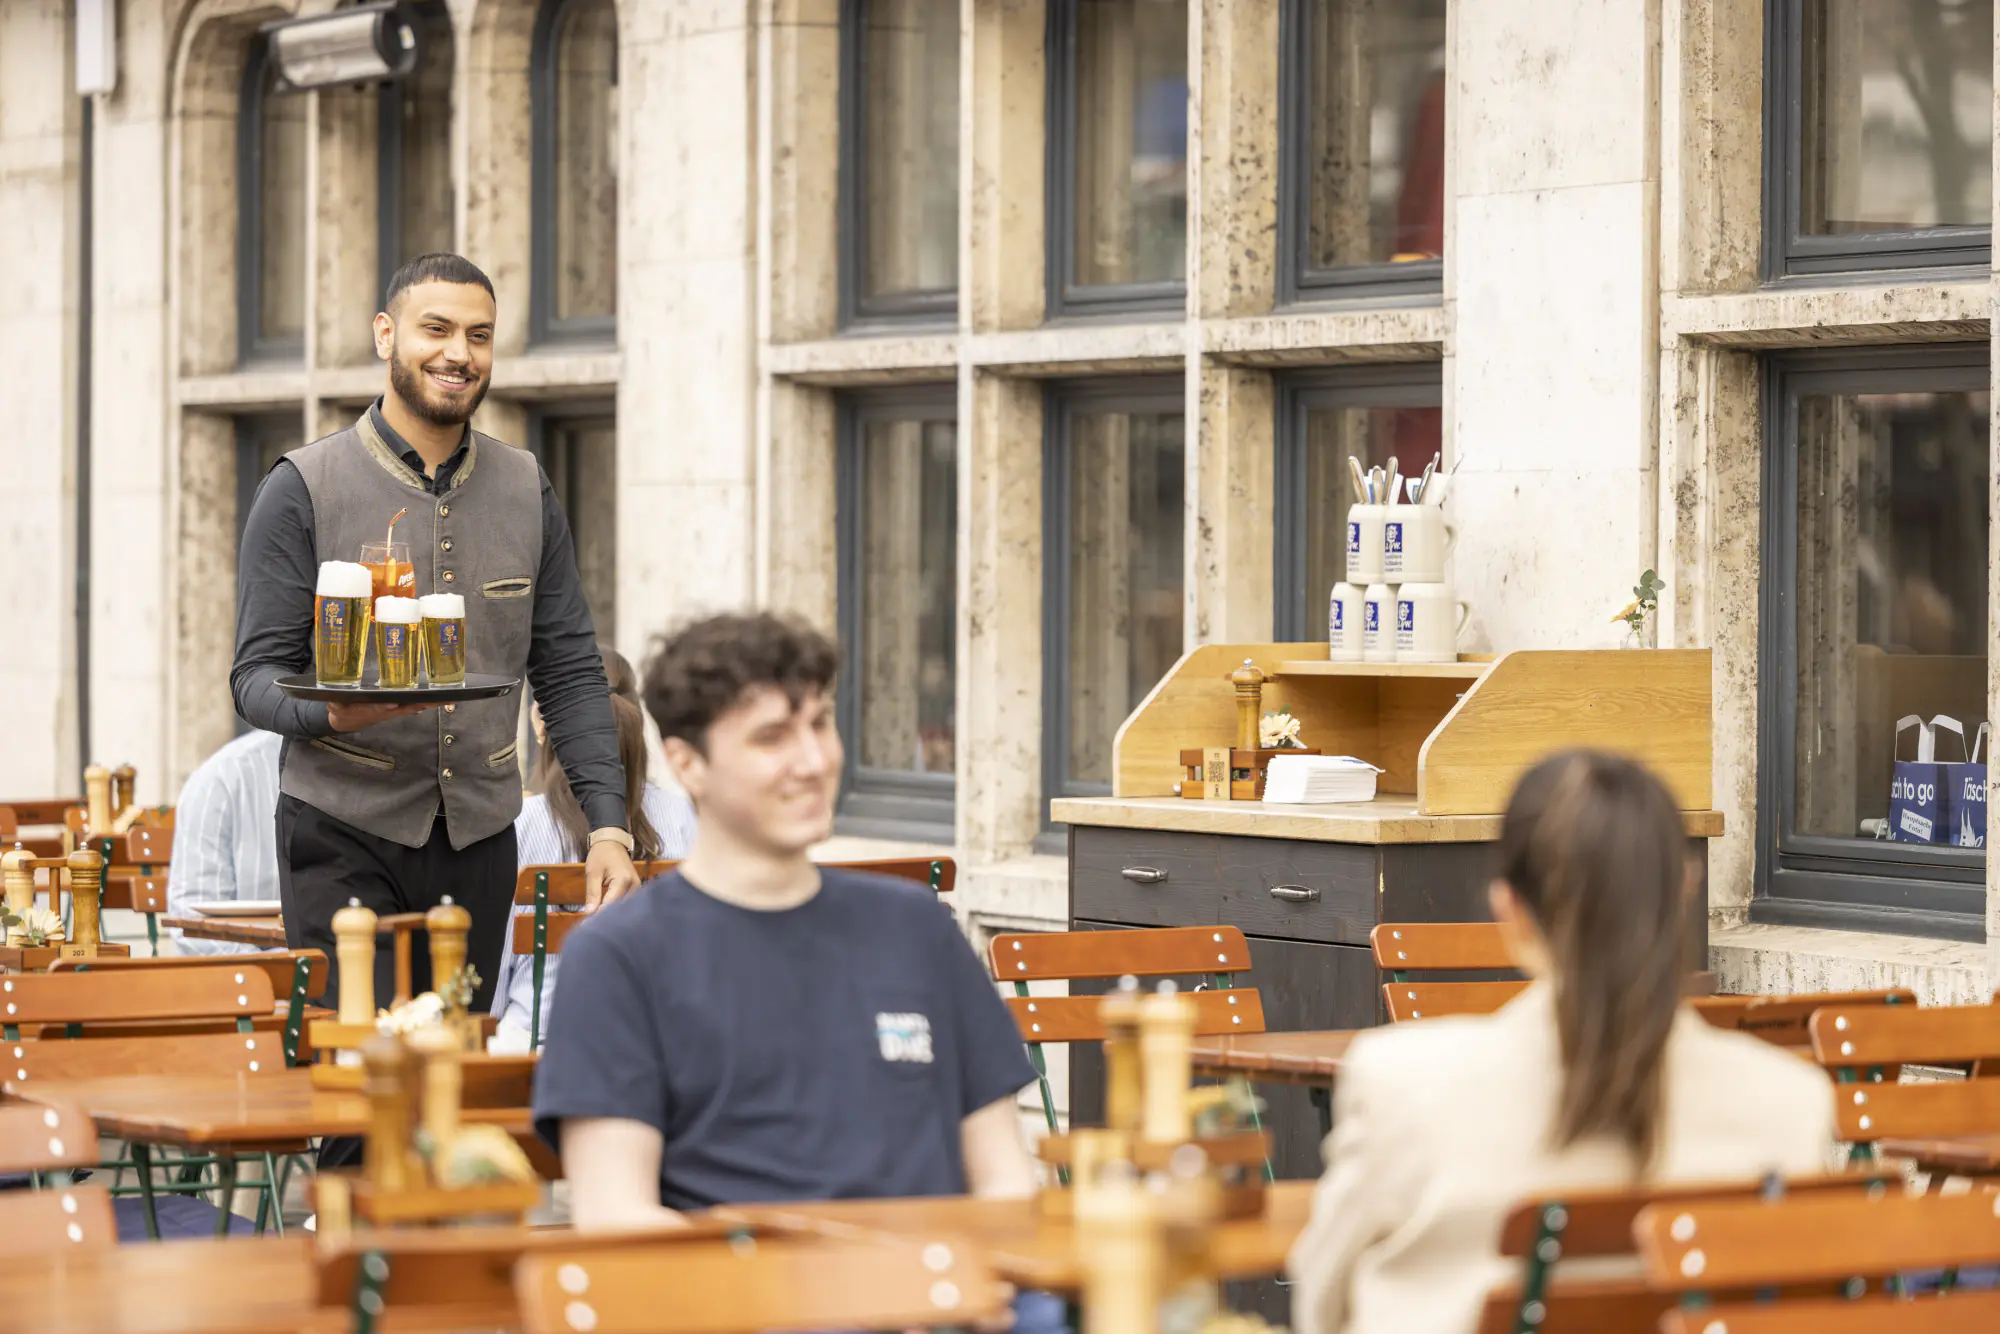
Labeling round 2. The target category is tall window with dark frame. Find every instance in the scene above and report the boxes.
[1766,0,1993,276]
[839,0,960,326]
[530,403,619,642]
[836,390,960,836]
[531,0,619,343]
[1273,365,1443,640]
[1046,0,1189,317]
[238,35,308,364]
[378,1,456,295]
[1279,0,1447,302]
[1759,346,1990,940]
[1044,381,1186,816]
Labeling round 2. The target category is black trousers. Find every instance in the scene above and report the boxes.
[274,794,515,1016]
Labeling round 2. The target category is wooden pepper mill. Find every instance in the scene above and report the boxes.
[426,897,471,1009]
[1074,1164,1163,1334]
[1231,660,1266,752]
[111,766,136,816]
[83,766,113,838]
[61,849,104,959]
[333,899,379,1025]
[1,849,33,945]
[360,1032,423,1193]
[1100,977,1144,1138]
[406,1025,463,1158]
[1137,986,1196,1145]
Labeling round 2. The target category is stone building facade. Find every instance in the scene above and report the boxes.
[3,0,1997,1007]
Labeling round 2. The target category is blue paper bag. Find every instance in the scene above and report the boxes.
[1888,714,1946,844]
[1945,721,1989,849]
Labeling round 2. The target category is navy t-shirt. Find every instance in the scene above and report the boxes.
[532,868,1036,1211]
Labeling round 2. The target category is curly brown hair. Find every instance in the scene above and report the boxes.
[641,612,838,754]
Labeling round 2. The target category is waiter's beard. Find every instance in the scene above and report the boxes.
[389,347,491,428]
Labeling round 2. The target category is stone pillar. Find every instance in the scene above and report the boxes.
[0,0,80,794]
[1447,0,1661,652]
[765,0,840,341]
[957,371,1043,862]
[1987,25,2000,982]
[618,3,759,643]
[1659,0,1761,295]
[1190,363,1274,644]
[760,380,838,633]
[966,0,1044,332]
[1188,0,1278,318]
[315,86,381,368]
[462,0,535,354]
[175,411,241,777]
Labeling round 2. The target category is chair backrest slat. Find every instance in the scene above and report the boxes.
[98,826,174,865]
[0,1183,116,1255]
[1494,1173,1888,1259]
[514,1234,1008,1334]
[1690,989,1914,1050]
[1660,1290,2000,1334]
[0,1101,98,1172]
[50,950,329,1002]
[0,799,80,827]
[1635,1191,2000,1290]
[514,857,956,909]
[1369,922,1513,972]
[1807,997,2000,1066]
[4,1030,282,1084]
[1472,1281,1665,1334]
[1382,979,1529,1022]
[988,925,1252,982]
[0,966,276,1025]
[1002,988,1265,1042]
[1827,1077,2000,1143]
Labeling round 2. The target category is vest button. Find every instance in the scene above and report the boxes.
[441,538,453,552]
[442,768,454,782]
[443,734,455,746]
[443,704,456,714]
[442,570,455,583]
[438,504,450,518]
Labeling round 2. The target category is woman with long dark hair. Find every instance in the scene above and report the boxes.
[1288,750,1834,1334]
[490,645,695,1041]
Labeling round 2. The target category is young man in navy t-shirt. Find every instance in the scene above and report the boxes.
[533,611,1038,1224]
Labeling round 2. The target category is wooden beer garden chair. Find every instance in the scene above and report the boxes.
[985,925,1268,1173]
[88,825,174,952]
[513,1227,1006,1334]
[512,856,957,1050]
[49,949,330,1067]
[0,966,294,1238]
[0,1101,118,1254]
[1807,999,2000,1175]
[1472,1172,1890,1334]
[1369,922,1529,1021]
[1637,1188,2000,1331]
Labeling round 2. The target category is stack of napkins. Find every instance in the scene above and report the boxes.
[1262,755,1385,804]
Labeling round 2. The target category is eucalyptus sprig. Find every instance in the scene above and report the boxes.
[1612,569,1667,632]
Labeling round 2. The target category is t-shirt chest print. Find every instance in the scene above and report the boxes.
[875,1011,934,1064]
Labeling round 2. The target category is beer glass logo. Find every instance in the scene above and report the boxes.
[320,599,347,642]
[438,621,461,654]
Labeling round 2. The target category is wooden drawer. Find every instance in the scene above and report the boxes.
[1071,826,1378,945]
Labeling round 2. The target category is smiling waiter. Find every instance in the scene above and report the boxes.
[232,253,639,1012]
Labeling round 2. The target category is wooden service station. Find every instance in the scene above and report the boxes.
[1132,645,1715,817]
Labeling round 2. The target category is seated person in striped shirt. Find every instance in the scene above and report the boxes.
[492,646,695,1041]
[167,728,284,956]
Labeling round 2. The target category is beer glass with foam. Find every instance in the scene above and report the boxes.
[373,597,421,689]
[314,562,373,686]
[419,593,467,685]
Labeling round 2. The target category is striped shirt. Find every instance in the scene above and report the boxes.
[167,730,285,957]
[491,783,697,1036]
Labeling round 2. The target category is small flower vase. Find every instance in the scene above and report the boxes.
[1622,616,1658,650]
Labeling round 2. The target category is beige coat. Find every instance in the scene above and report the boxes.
[1286,984,1836,1334]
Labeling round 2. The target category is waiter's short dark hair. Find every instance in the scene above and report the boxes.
[642,612,838,753]
[383,253,495,313]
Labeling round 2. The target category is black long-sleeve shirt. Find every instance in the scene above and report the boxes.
[230,401,628,834]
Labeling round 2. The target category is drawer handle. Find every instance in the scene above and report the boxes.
[1121,867,1168,884]
[1268,885,1320,903]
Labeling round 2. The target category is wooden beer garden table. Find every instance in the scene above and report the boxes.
[0,1234,316,1334]
[8,1068,532,1149]
[162,914,289,951]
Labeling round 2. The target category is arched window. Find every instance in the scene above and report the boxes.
[379,0,457,294]
[531,0,619,342]
[238,34,308,362]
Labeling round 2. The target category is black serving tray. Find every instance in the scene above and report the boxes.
[275,673,519,704]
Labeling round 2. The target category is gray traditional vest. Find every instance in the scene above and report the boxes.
[281,412,541,849]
